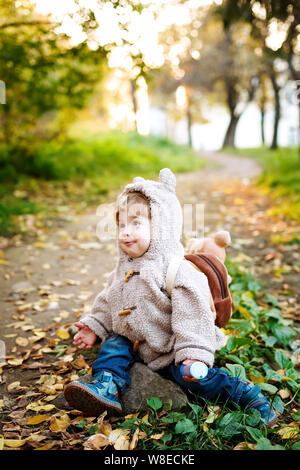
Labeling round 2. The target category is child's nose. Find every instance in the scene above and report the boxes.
[120,225,131,237]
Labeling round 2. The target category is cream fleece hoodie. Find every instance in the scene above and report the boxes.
[80,168,226,370]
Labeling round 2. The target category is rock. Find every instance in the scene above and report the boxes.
[53,363,188,415]
[121,363,188,414]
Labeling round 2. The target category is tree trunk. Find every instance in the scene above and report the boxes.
[269,71,281,150]
[130,80,137,131]
[222,112,240,148]
[186,106,193,147]
[260,106,265,146]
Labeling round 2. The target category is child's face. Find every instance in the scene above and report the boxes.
[118,201,151,258]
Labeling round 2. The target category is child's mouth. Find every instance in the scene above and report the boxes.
[124,241,135,246]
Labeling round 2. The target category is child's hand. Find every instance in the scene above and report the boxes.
[73,322,97,350]
[181,359,206,382]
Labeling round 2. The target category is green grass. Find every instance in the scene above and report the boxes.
[222,146,300,221]
[0,131,205,237]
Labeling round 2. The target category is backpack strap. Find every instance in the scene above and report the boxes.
[166,256,184,297]
[166,256,217,320]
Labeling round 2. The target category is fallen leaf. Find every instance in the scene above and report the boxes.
[25,434,48,448]
[84,433,109,450]
[4,439,26,448]
[7,381,21,391]
[249,371,266,384]
[49,414,71,432]
[99,421,112,437]
[277,423,299,440]
[108,429,130,445]
[26,402,56,412]
[150,431,165,440]
[27,415,50,425]
[56,330,70,340]
[15,337,29,347]
[234,441,257,450]
[129,428,140,450]
[279,389,291,399]
[7,358,23,366]
[114,434,130,450]
[35,442,57,450]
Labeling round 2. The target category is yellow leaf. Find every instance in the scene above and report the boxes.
[241,291,254,301]
[249,371,266,384]
[238,305,252,321]
[7,381,22,391]
[233,198,244,205]
[234,441,257,450]
[202,422,209,433]
[15,337,29,347]
[32,330,46,338]
[125,412,139,420]
[99,421,112,437]
[141,413,150,425]
[49,414,71,432]
[277,424,299,440]
[56,330,70,340]
[7,358,23,366]
[27,415,50,425]
[34,242,45,248]
[150,431,165,440]
[4,439,26,448]
[35,442,56,450]
[26,402,56,412]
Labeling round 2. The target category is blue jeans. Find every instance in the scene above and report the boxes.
[92,334,256,407]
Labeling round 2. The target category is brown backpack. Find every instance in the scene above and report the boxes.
[166,253,233,328]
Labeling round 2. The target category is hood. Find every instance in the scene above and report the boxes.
[116,168,184,263]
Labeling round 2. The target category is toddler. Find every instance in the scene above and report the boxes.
[64,168,277,426]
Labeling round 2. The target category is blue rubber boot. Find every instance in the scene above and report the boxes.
[64,370,122,417]
[238,382,278,427]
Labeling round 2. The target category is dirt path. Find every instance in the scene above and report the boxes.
[0,151,299,447]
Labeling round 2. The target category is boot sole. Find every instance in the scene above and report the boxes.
[64,383,122,417]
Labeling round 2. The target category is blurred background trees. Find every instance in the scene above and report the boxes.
[0,0,298,183]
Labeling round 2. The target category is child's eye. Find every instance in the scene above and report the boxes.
[133,220,140,225]
[119,223,126,228]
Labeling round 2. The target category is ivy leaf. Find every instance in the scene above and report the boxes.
[161,412,186,423]
[225,364,246,380]
[261,334,277,347]
[272,395,285,414]
[265,293,279,307]
[274,350,291,369]
[257,438,284,450]
[246,426,263,442]
[146,397,163,411]
[175,418,196,434]
[259,383,278,394]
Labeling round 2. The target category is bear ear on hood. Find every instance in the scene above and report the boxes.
[159,168,176,192]
[133,176,145,184]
